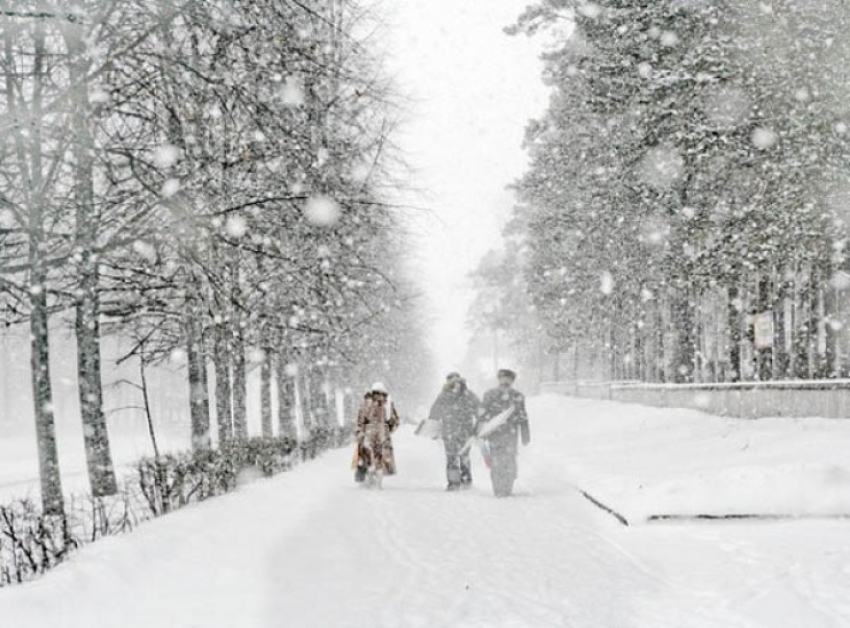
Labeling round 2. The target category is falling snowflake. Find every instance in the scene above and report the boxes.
[280,76,305,107]
[133,240,157,264]
[659,31,679,47]
[304,195,341,227]
[225,215,248,239]
[89,88,110,104]
[751,127,778,150]
[350,163,371,183]
[247,347,267,364]
[794,87,811,103]
[170,348,187,363]
[600,271,615,295]
[161,179,181,197]
[831,272,850,291]
[578,2,601,19]
[153,144,181,168]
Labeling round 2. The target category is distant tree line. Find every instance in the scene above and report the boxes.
[473,0,850,386]
[0,0,430,518]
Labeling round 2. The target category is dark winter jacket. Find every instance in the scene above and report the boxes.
[479,386,530,446]
[428,382,479,443]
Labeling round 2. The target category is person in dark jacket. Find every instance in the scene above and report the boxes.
[477,369,530,497]
[428,372,479,490]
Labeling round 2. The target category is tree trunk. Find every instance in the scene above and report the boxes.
[300,369,313,433]
[343,389,358,428]
[774,268,791,379]
[276,356,297,439]
[311,368,329,428]
[29,173,64,511]
[814,270,829,378]
[755,274,773,381]
[260,356,273,438]
[65,6,117,498]
[671,285,695,383]
[553,351,562,383]
[825,279,839,378]
[187,314,211,449]
[232,329,248,439]
[30,283,64,516]
[10,26,64,516]
[213,322,233,443]
[727,282,742,382]
[75,286,117,496]
[791,264,808,378]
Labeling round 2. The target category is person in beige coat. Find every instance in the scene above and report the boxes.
[353,390,373,483]
[355,382,400,487]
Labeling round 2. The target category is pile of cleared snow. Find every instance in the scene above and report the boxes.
[534,395,850,522]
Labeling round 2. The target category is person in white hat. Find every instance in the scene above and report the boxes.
[355,382,400,488]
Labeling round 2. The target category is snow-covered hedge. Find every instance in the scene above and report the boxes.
[0,428,348,587]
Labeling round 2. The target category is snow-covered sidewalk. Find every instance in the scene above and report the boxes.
[3,395,850,627]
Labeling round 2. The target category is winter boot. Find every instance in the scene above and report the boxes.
[354,465,367,483]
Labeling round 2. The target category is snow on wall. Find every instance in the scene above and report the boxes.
[541,380,850,419]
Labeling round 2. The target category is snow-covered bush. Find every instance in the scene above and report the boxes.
[0,500,75,586]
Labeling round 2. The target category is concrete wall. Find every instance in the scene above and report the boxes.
[539,380,850,419]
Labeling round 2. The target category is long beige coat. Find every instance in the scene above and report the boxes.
[356,397,400,475]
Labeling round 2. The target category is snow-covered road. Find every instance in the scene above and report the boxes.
[4,395,850,627]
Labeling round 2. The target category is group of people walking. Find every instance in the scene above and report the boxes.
[352,369,530,497]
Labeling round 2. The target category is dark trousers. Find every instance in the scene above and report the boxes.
[444,438,472,486]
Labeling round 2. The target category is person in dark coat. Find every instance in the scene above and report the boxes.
[477,369,530,497]
[429,372,479,490]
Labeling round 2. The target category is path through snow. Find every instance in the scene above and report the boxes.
[3,396,850,627]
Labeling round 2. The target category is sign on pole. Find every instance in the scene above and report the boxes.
[754,311,774,350]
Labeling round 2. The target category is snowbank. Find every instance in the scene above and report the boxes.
[537,395,850,522]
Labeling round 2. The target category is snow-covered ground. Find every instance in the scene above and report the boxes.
[558,397,850,522]
[0,421,189,502]
[3,394,850,627]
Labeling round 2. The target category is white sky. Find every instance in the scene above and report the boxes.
[385,1,549,373]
